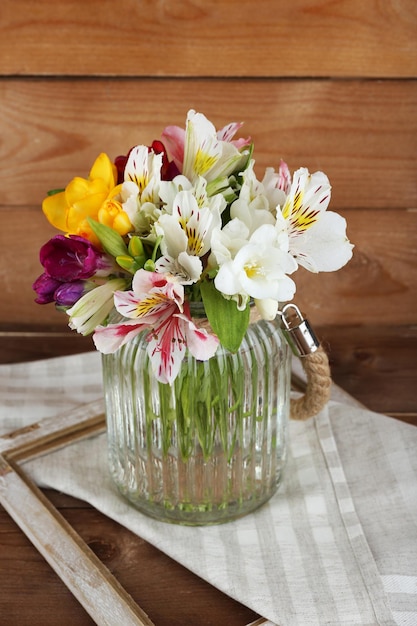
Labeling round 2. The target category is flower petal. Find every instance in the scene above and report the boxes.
[282,168,331,236]
[67,278,126,335]
[147,315,187,384]
[161,125,185,171]
[254,298,279,320]
[93,320,146,353]
[89,153,117,187]
[291,211,354,272]
[42,191,70,232]
[114,288,176,322]
[181,315,219,361]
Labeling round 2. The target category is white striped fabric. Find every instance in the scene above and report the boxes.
[1,352,416,625]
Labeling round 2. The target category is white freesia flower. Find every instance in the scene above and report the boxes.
[230,160,292,237]
[230,160,275,235]
[214,223,297,307]
[67,278,127,335]
[261,162,291,205]
[209,218,250,267]
[280,168,354,272]
[254,298,279,320]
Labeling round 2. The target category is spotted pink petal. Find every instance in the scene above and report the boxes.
[217,122,251,149]
[132,269,184,307]
[132,268,171,296]
[177,313,219,361]
[114,288,178,323]
[93,320,146,353]
[146,314,187,384]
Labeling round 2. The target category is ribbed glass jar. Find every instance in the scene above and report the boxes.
[102,306,291,525]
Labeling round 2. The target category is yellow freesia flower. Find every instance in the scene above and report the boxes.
[42,153,132,244]
[98,186,133,236]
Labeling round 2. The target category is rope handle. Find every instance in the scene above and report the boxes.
[290,346,332,420]
[280,303,332,421]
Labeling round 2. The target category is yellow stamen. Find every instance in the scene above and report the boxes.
[136,293,168,317]
[244,262,264,279]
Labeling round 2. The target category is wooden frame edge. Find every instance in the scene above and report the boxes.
[0,400,155,626]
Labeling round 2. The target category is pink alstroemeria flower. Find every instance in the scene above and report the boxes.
[93,270,219,384]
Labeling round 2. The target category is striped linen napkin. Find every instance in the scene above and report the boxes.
[0,352,416,625]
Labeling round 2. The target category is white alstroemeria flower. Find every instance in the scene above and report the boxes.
[280,168,354,272]
[124,145,163,203]
[155,189,221,284]
[182,111,221,182]
[214,223,297,307]
[182,110,248,184]
[159,189,221,257]
[121,145,163,233]
[154,252,203,285]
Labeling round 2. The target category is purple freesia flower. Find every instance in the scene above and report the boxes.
[33,235,115,307]
[33,274,92,307]
[54,280,90,306]
[40,234,113,282]
[33,273,62,304]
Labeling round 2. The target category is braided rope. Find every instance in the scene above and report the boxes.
[290,346,332,421]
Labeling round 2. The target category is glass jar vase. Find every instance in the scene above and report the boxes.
[102,307,291,525]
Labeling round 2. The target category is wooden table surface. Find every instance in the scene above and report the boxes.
[0,326,416,625]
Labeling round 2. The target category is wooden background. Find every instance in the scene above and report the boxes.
[1,0,416,420]
[0,2,416,624]
[0,0,417,421]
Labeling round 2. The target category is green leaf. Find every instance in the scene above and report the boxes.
[87,218,128,258]
[200,280,249,353]
[46,188,65,196]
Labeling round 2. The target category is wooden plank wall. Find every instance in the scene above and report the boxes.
[1,0,416,420]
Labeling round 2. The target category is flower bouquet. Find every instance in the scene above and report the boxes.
[33,110,353,524]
